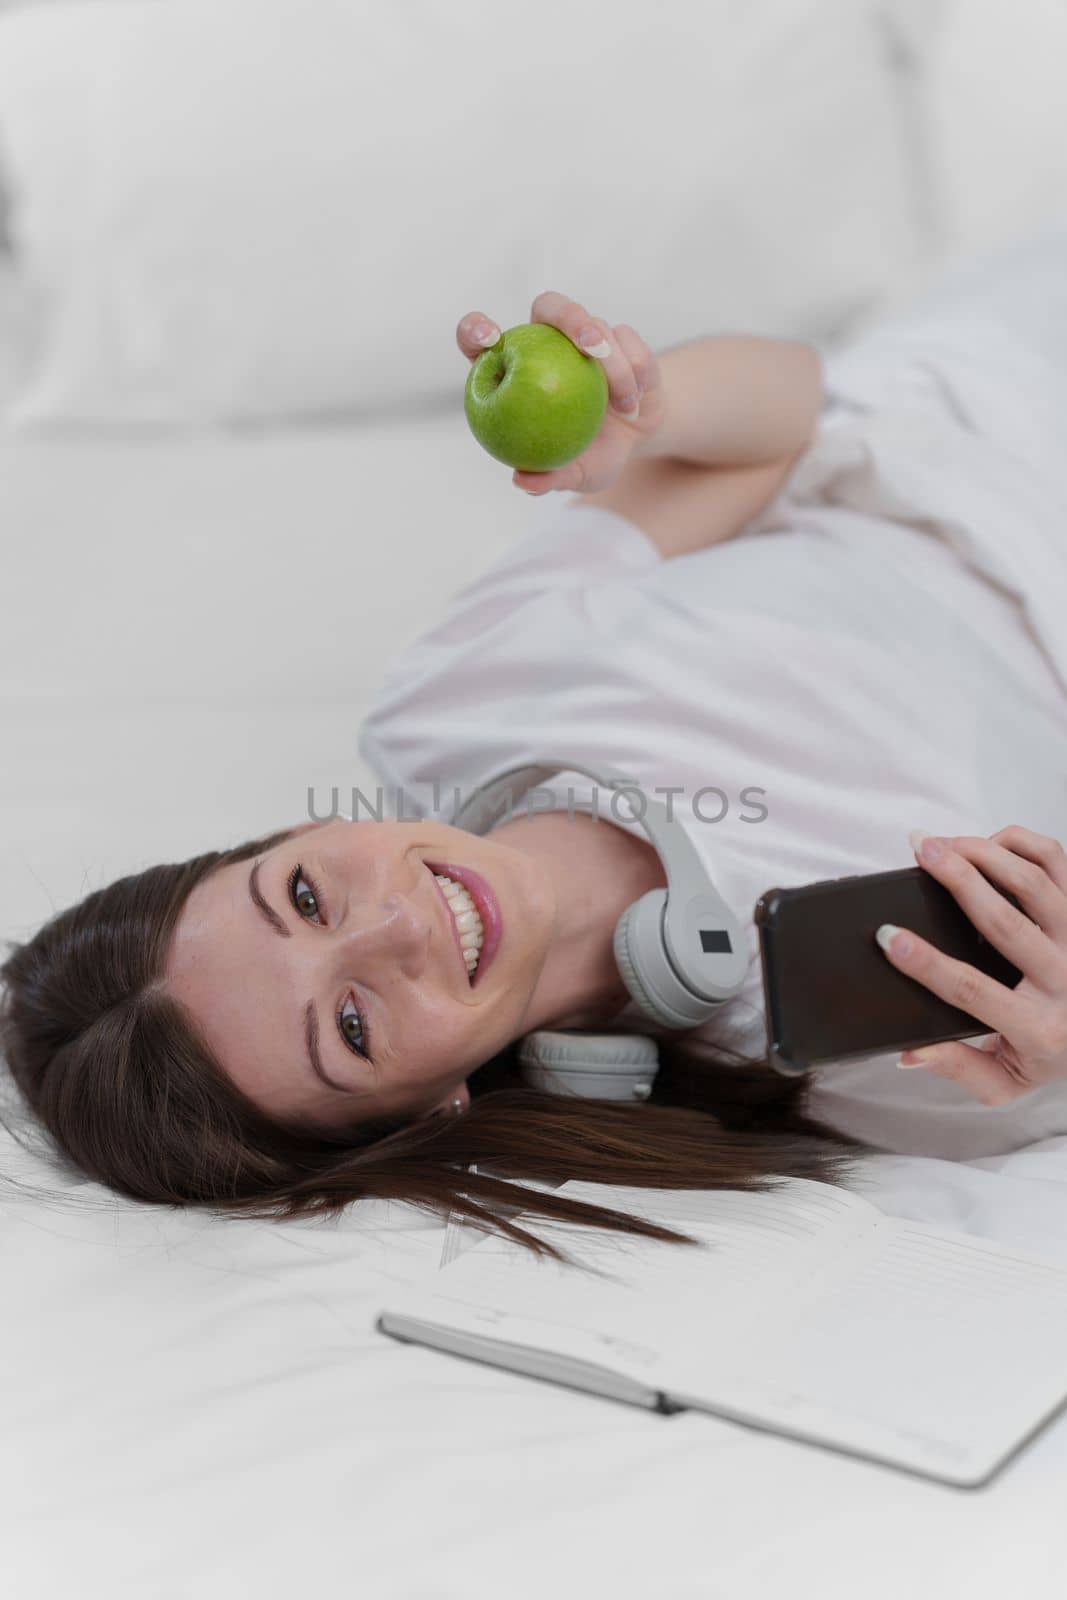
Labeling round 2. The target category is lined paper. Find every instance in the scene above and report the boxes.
[383,1176,1067,1483]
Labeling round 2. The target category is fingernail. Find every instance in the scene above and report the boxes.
[876,923,911,956]
[578,327,612,358]
[473,322,500,346]
[909,828,945,863]
[897,1048,937,1069]
[616,397,640,420]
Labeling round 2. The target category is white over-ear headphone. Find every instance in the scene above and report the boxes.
[449,758,748,1102]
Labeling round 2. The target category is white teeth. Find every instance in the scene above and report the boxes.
[434,873,485,976]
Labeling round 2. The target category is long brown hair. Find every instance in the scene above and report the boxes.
[0,826,866,1263]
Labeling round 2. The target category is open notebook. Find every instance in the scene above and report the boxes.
[377,1176,1067,1488]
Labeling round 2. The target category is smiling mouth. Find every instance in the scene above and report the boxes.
[427,870,483,982]
[424,861,502,986]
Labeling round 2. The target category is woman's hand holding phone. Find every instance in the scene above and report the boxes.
[456,293,665,495]
[878,825,1067,1105]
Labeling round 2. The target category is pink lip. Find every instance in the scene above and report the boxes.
[425,861,502,987]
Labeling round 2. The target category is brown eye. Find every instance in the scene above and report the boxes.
[338,996,366,1056]
[288,865,322,923]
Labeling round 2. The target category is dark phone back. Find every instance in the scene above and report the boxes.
[754,865,1023,1077]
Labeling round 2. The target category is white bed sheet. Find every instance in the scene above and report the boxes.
[4,417,1067,1597]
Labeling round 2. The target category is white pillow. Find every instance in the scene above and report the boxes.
[917,0,1067,265]
[0,0,922,429]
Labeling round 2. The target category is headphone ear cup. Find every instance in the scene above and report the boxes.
[612,899,666,1027]
[517,1030,659,1101]
[614,890,720,1031]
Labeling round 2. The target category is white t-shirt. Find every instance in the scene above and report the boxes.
[360,246,1067,1162]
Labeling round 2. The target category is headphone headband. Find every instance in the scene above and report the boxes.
[449,758,747,1011]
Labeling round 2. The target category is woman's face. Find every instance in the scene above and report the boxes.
[164,817,557,1131]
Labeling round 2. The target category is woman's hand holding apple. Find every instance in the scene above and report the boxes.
[456,291,664,494]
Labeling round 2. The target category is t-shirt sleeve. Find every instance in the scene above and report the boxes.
[358,499,661,808]
[364,497,659,694]
[418,498,659,635]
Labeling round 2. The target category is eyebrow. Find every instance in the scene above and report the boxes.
[247,860,354,1095]
[248,859,290,937]
[303,1000,353,1094]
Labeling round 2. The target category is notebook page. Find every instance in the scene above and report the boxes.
[557,1174,878,1231]
[386,1178,873,1383]
[663,1214,1067,1485]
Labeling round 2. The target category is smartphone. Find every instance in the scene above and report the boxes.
[754,865,1024,1078]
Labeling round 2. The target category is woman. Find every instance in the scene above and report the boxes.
[4,231,1067,1261]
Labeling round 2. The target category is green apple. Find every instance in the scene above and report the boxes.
[464,322,609,472]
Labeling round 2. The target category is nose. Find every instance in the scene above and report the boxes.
[331,884,433,980]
